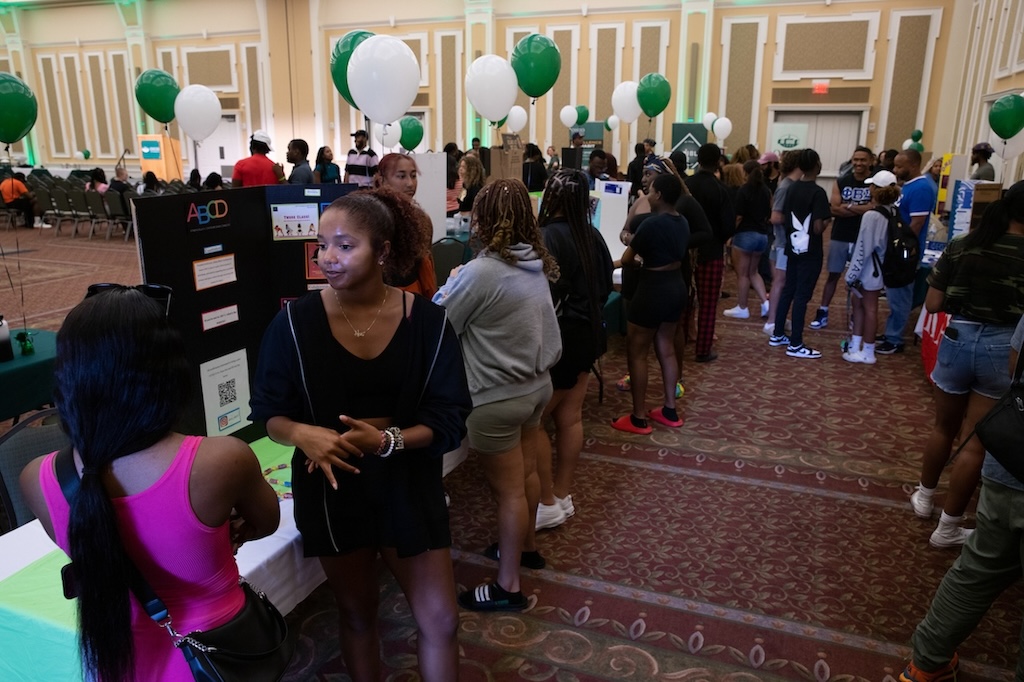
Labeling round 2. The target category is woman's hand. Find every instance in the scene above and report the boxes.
[337,415,384,456]
[295,422,363,490]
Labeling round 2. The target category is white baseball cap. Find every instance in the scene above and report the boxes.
[251,130,273,151]
[868,170,897,187]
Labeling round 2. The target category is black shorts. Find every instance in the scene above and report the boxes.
[626,269,687,329]
[550,319,598,390]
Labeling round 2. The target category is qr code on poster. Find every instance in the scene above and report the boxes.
[218,379,237,407]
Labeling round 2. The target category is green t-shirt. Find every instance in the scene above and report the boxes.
[928,232,1024,325]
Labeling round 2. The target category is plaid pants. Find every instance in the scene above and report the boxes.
[694,257,724,356]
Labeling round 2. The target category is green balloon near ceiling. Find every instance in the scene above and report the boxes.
[82,149,91,160]
[988,94,1024,140]
[134,69,180,124]
[0,72,38,144]
[910,129,923,142]
[636,73,671,118]
[510,34,561,99]
[575,105,589,126]
[330,30,374,109]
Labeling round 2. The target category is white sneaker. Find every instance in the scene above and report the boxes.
[723,305,749,319]
[536,501,567,530]
[760,301,770,318]
[859,353,876,365]
[910,487,934,519]
[556,494,575,517]
[842,350,865,364]
[762,321,775,335]
[786,344,821,359]
[929,523,973,549]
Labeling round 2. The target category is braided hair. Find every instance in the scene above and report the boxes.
[538,169,604,336]
[473,178,559,281]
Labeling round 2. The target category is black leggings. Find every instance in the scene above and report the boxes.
[773,253,822,347]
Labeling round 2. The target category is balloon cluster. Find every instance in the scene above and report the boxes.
[330,31,423,148]
[901,129,925,153]
[702,112,733,141]
[135,69,223,143]
[988,93,1024,160]
[610,74,672,125]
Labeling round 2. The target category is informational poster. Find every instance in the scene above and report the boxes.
[193,254,238,291]
[199,349,252,436]
[768,123,809,156]
[670,124,708,170]
[271,203,319,240]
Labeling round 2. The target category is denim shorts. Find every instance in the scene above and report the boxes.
[466,381,553,454]
[732,230,768,253]
[826,240,853,273]
[930,320,1015,398]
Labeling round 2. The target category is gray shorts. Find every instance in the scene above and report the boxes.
[827,240,854,274]
[466,381,553,454]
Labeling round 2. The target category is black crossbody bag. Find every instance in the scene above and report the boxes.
[55,447,294,682]
[970,349,1024,484]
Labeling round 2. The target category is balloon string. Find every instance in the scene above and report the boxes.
[531,98,537,106]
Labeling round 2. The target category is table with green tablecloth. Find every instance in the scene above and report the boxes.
[0,330,57,422]
[0,437,322,681]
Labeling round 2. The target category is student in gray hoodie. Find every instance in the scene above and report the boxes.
[434,178,562,611]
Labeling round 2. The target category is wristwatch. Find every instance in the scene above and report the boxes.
[384,426,404,454]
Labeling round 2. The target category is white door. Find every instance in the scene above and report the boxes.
[772,111,863,189]
[191,113,243,181]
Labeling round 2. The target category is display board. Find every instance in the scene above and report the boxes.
[134,183,355,441]
[670,124,708,170]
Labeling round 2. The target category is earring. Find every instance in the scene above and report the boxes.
[378,259,385,265]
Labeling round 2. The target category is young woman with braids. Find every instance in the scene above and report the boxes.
[250,186,472,681]
[373,153,438,299]
[532,169,613,531]
[434,179,562,611]
[21,287,281,681]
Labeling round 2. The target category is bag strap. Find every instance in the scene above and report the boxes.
[286,300,316,421]
[1012,346,1024,385]
[54,447,172,628]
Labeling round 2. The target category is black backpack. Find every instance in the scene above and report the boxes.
[870,206,919,288]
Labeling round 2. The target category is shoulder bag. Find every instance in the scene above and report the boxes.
[971,348,1024,483]
[55,447,294,682]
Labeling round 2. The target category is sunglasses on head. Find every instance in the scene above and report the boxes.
[85,283,173,317]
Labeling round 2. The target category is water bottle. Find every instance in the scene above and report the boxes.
[0,316,14,363]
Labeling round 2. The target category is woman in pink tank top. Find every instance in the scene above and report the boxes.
[19,287,281,681]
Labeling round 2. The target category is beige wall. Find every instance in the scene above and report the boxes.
[0,0,1020,183]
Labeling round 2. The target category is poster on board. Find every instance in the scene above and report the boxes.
[767,123,808,156]
[199,349,252,437]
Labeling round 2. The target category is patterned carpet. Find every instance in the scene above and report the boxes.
[1,227,1019,680]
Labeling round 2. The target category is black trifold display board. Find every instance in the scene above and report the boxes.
[134,183,355,443]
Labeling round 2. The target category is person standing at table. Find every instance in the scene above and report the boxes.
[20,286,281,682]
[251,187,471,681]
[344,130,378,187]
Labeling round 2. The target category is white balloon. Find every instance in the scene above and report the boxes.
[559,105,577,128]
[174,85,222,142]
[611,81,642,124]
[712,116,733,140]
[348,35,420,125]
[902,138,914,150]
[464,55,518,123]
[703,112,718,131]
[374,122,401,147]
[73,151,85,160]
[606,115,620,131]
[506,105,528,133]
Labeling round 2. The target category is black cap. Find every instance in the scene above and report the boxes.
[351,130,368,137]
[572,131,584,139]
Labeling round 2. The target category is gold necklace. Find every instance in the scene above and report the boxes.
[334,287,388,338]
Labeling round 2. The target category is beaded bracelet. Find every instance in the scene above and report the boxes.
[375,428,396,458]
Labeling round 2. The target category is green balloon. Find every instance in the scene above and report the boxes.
[909,141,925,153]
[399,116,423,150]
[134,69,179,123]
[82,149,91,160]
[636,73,671,118]
[911,129,923,142]
[989,94,1024,140]
[511,34,561,98]
[493,116,508,128]
[575,105,589,126]
[0,72,38,144]
[604,119,612,131]
[331,30,374,109]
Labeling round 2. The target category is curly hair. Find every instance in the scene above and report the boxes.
[473,178,559,281]
[323,186,430,285]
[460,154,486,190]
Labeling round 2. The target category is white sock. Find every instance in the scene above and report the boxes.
[915,483,935,498]
[851,335,863,352]
[820,306,828,312]
[862,343,875,360]
[939,511,962,525]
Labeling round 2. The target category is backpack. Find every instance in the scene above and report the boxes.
[870,206,919,288]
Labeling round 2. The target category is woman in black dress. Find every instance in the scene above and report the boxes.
[250,187,471,682]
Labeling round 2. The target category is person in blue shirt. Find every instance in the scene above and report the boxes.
[877,149,937,354]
